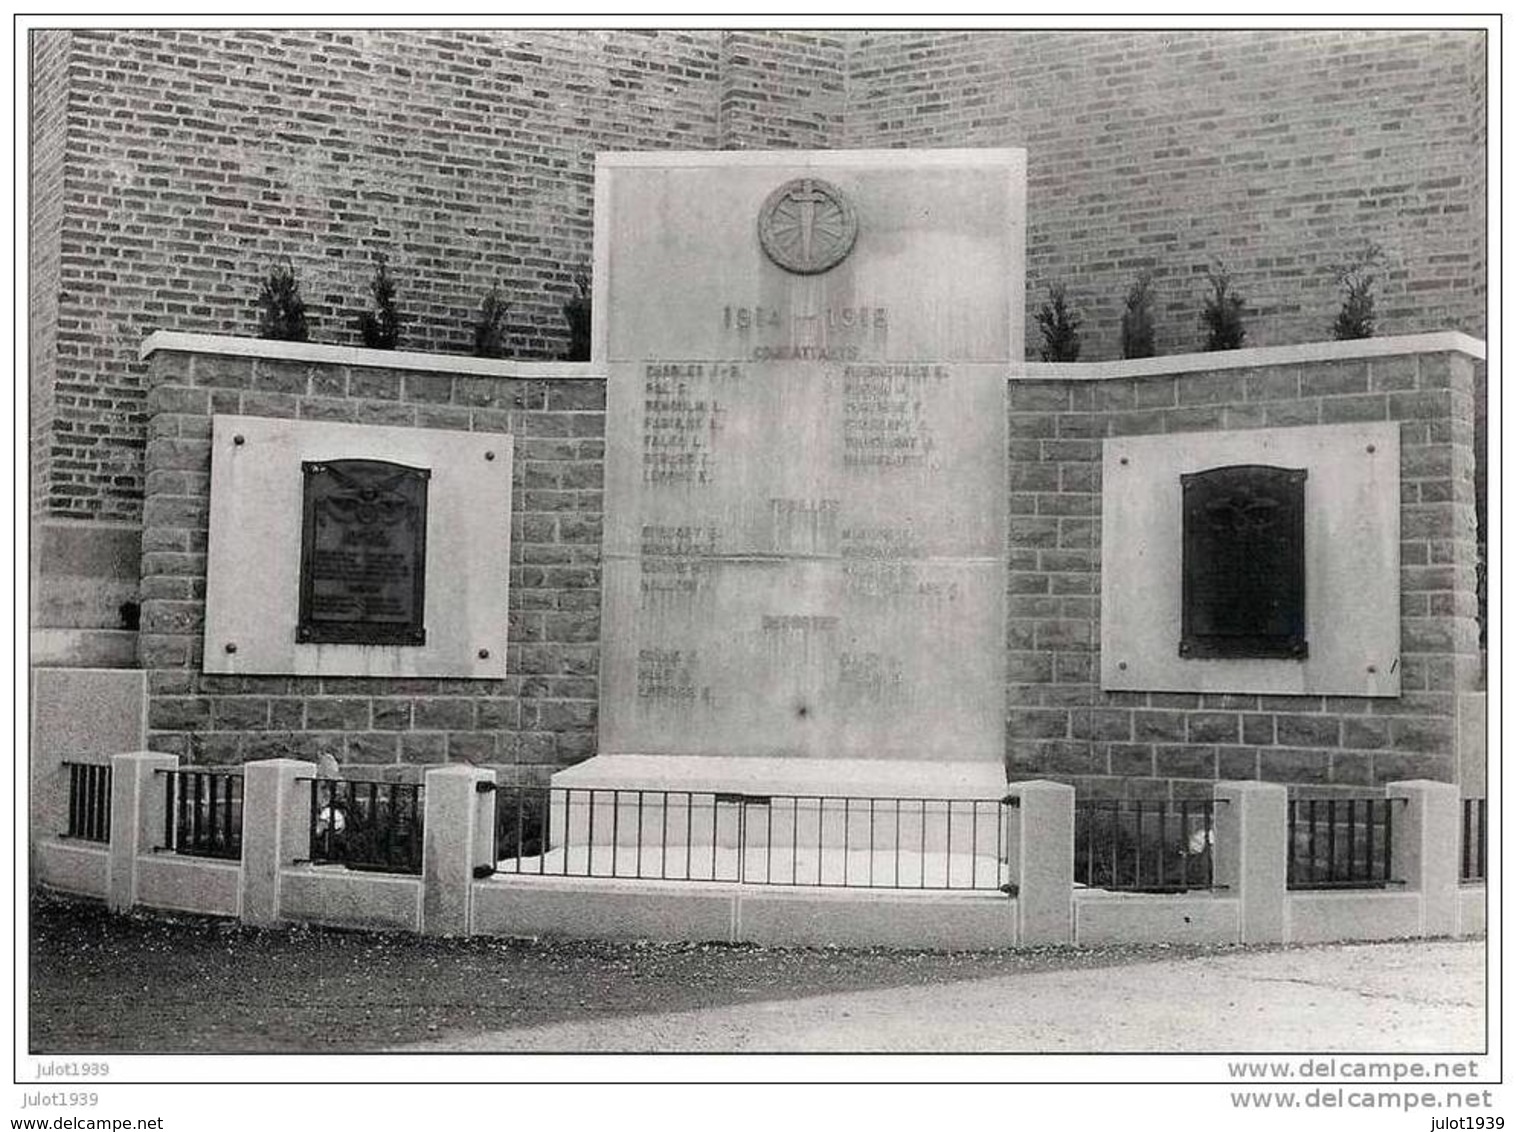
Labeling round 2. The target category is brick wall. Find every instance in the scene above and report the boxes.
[29,29,70,517]
[31,29,1485,524]
[718,31,847,149]
[1004,347,1480,800]
[40,28,724,521]
[848,29,1487,360]
[140,346,604,785]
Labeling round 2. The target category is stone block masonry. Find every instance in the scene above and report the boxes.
[1007,338,1482,800]
[139,332,1480,802]
[139,340,604,786]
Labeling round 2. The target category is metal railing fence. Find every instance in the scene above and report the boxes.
[160,769,244,859]
[302,778,424,875]
[1073,799,1217,892]
[1461,797,1487,883]
[62,761,112,843]
[490,786,1012,892]
[1286,797,1397,889]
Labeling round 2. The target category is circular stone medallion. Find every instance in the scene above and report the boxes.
[757,177,858,275]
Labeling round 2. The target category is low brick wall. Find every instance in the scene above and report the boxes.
[137,333,1482,801]
[1008,337,1482,800]
[139,337,604,785]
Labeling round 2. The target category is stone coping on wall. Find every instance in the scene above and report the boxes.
[1022,330,1485,380]
[142,329,1484,385]
[139,330,604,380]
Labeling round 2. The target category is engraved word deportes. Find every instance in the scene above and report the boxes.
[758,177,858,274]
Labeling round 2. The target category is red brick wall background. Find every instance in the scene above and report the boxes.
[141,349,604,785]
[30,29,1486,522]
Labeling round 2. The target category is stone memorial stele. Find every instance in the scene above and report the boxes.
[559,149,1025,803]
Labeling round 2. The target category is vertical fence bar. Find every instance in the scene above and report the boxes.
[868,799,875,888]
[1155,802,1167,889]
[711,795,720,882]
[791,797,800,885]
[1383,797,1394,884]
[191,773,204,852]
[1326,799,1338,883]
[635,790,643,879]
[162,773,175,850]
[970,803,979,890]
[1477,799,1487,879]
[917,800,926,889]
[819,798,827,886]
[1307,800,1318,886]
[842,798,850,887]
[765,799,773,885]
[1352,800,1364,891]
[893,801,901,887]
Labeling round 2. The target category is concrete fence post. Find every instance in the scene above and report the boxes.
[422,765,497,937]
[239,758,316,927]
[1005,780,1074,945]
[1386,779,1461,937]
[1213,780,1287,945]
[107,751,178,913]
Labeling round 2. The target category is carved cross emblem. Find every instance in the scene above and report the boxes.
[758,177,858,275]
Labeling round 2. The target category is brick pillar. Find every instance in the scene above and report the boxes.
[1387,779,1461,937]
[239,758,315,927]
[1214,780,1287,944]
[107,751,177,912]
[421,765,496,937]
[1005,780,1074,945]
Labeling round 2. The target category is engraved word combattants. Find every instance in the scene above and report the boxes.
[758,178,858,275]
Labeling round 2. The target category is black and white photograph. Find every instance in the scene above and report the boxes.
[15,13,1499,1127]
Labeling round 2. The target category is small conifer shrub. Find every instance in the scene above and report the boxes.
[256,258,309,342]
[563,273,591,362]
[1120,272,1157,359]
[358,254,402,350]
[1034,282,1082,362]
[472,281,511,358]
[1332,243,1384,340]
[1201,263,1247,351]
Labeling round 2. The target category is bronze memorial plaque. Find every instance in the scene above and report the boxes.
[297,458,430,646]
[1180,463,1307,660]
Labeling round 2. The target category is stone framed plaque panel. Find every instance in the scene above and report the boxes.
[203,415,510,678]
[1102,422,1400,697]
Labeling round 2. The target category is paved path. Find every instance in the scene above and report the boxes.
[401,940,1484,1053]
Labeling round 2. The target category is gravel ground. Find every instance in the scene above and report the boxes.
[405,938,1483,1053]
[28,891,1484,1055]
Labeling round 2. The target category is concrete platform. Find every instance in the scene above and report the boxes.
[550,754,1008,800]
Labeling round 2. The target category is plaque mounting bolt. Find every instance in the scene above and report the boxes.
[478,648,491,660]
[1117,661,1128,671]
[484,450,495,461]
[233,434,245,446]
[1367,664,1377,674]
[1366,444,1376,454]
[224,642,237,654]
[1119,457,1129,466]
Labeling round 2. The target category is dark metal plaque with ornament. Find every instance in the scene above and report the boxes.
[297,459,430,645]
[1180,463,1307,660]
